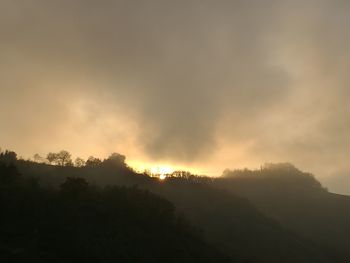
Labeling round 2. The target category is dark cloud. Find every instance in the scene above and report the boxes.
[1,1,350,193]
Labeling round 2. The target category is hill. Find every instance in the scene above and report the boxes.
[217,163,350,262]
[0,162,231,263]
[0,151,337,262]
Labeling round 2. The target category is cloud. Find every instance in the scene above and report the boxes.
[1,1,350,192]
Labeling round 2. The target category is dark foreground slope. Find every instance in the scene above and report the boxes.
[148,178,330,263]
[0,163,231,263]
[217,163,350,263]
[1,152,335,263]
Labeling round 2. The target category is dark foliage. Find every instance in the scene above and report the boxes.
[0,150,17,165]
[0,163,231,263]
[216,164,350,263]
[2,150,350,262]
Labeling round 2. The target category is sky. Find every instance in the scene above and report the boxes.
[1,0,350,194]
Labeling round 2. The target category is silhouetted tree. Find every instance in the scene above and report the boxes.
[0,150,17,164]
[107,153,126,164]
[46,152,57,164]
[102,153,126,169]
[57,150,72,166]
[86,156,102,167]
[74,157,85,167]
[46,151,72,166]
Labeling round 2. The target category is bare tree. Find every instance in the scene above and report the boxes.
[74,157,85,167]
[57,150,73,166]
[46,152,57,164]
[46,151,72,166]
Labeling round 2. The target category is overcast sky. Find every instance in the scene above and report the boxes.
[1,0,350,193]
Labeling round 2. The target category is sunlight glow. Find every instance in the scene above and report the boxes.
[150,166,174,176]
[150,166,173,180]
[159,174,167,180]
[126,160,204,178]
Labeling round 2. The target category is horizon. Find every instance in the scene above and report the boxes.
[2,2,350,262]
[1,1,350,194]
[0,147,327,185]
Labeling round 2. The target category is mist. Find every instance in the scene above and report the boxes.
[1,1,350,193]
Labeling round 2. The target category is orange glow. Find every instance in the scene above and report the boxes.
[127,160,204,177]
[150,166,173,176]
[159,174,167,180]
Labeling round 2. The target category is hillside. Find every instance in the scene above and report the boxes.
[0,151,337,262]
[0,163,231,263]
[217,163,350,262]
[148,178,330,263]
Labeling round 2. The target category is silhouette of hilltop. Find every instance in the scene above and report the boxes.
[1,149,349,262]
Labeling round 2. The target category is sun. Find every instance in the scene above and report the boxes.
[150,166,173,180]
[159,174,167,180]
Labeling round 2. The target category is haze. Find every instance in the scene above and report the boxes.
[1,0,350,193]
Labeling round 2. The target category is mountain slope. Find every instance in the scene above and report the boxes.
[5,155,334,263]
[0,163,231,263]
[217,163,350,262]
[148,178,330,263]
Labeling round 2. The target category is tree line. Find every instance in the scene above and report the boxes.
[4,149,126,168]
[0,153,231,263]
